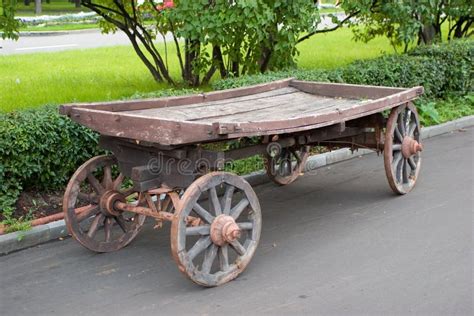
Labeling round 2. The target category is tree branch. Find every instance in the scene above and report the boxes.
[297,10,360,43]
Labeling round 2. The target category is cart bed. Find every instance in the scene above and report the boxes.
[60,79,423,146]
[125,87,362,123]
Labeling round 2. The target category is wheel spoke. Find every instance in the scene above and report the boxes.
[76,204,100,222]
[408,157,417,170]
[87,213,104,238]
[237,222,253,230]
[188,236,212,261]
[104,217,113,242]
[186,225,211,236]
[408,121,417,137]
[78,192,98,204]
[209,187,222,216]
[229,240,246,256]
[285,159,292,175]
[403,159,410,183]
[289,148,302,164]
[221,185,235,215]
[193,203,215,224]
[115,215,128,233]
[392,144,402,151]
[218,245,229,271]
[102,165,113,189]
[113,173,125,191]
[278,159,287,176]
[392,151,402,169]
[395,153,404,183]
[230,198,249,220]
[394,126,404,142]
[87,174,104,194]
[201,244,218,274]
[398,112,406,136]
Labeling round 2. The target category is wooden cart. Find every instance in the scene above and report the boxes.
[59,78,424,287]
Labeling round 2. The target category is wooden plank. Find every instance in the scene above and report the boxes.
[196,96,360,124]
[125,87,300,121]
[69,108,217,145]
[59,78,293,115]
[217,86,423,137]
[289,80,421,99]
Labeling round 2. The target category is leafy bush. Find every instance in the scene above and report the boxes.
[418,94,474,126]
[339,54,447,97]
[341,40,473,98]
[212,69,335,90]
[0,106,102,219]
[408,41,473,96]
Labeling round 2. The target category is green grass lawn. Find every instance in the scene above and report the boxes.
[0,46,177,112]
[297,27,396,69]
[19,23,99,32]
[0,27,397,112]
[16,0,90,16]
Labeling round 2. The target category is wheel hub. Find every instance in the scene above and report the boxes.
[99,190,125,217]
[402,136,423,158]
[210,215,241,246]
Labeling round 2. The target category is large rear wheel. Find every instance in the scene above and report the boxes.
[171,172,262,287]
[384,103,423,195]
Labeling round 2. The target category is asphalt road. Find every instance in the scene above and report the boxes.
[0,128,472,315]
[0,30,128,54]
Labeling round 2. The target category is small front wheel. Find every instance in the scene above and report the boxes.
[171,172,262,287]
[265,144,310,185]
[63,155,146,252]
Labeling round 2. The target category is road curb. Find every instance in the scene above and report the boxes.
[1,115,473,255]
[17,28,100,37]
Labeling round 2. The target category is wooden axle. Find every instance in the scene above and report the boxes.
[114,201,202,226]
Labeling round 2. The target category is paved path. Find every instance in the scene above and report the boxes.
[0,30,172,55]
[0,128,472,315]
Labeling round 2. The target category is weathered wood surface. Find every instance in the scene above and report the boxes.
[59,78,293,115]
[61,79,423,145]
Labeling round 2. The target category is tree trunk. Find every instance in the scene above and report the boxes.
[418,23,441,45]
[259,47,272,73]
[184,39,200,86]
[75,0,81,8]
[454,16,473,38]
[35,0,42,15]
[230,61,239,77]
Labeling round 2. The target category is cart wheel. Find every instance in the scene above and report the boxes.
[265,145,310,185]
[171,172,262,287]
[384,103,423,195]
[63,155,146,252]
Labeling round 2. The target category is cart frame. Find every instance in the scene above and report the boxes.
[60,79,424,286]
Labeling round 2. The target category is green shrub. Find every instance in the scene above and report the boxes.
[339,55,447,97]
[417,93,474,126]
[408,40,473,96]
[212,69,335,90]
[0,106,102,218]
[341,40,473,98]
